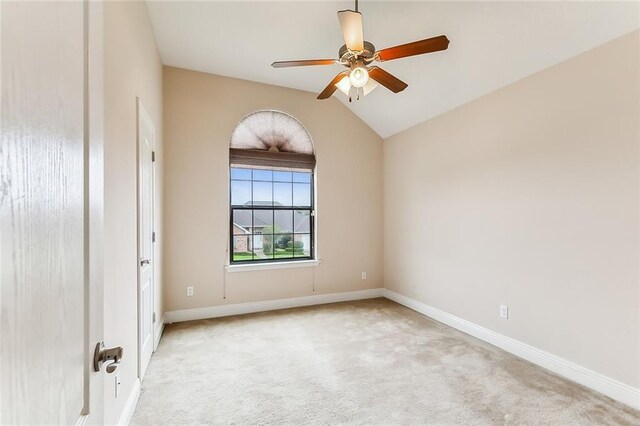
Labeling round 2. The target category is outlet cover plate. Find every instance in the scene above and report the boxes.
[500,304,509,319]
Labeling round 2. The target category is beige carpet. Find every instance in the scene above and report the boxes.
[132,298,639,425]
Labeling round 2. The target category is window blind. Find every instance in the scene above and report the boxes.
[229,148,316,171]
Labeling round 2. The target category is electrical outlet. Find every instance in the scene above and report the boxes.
[500,304,509,319]
[115,375,121,399]
[187,286,194,297]
[361,272,367,280]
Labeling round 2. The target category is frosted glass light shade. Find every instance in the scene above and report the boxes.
[336,76,351,95]
[349,67,369,88]
[362,78,378,96]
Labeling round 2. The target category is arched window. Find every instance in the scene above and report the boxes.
[229,111,315,263]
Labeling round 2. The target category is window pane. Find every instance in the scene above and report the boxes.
[230,166,313,263]
[293,183,310,206]
[255,234,274,259]
[231,181,251,206]
[253,169,273,181]
[233,236,253,261]
[292,172,311,183]
[294,210,310,233]
[274,182,292,206]
[274,210,293,233]
[230,167,251,180]
[274,234,294,259]
[252,181,272,206]
[232,210,252,235]
[273,171,292,182]
[253,209,273,233]
[293,234,310,257]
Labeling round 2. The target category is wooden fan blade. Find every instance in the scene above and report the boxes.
[368,67,408,93]
[318,71,349,100]
[272,59,337,68]
[376,35,450,62]
[337,10,364,51]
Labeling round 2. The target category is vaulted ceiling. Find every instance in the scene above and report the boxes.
[146,1,639,138]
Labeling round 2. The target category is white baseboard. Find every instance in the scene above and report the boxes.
[164,288,384,324]
[383,289,640,410]
[118,378,141,426]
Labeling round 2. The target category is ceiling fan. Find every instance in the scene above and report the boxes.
[271,0,450,101]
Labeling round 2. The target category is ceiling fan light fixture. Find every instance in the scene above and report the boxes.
[336,74,377,98]
[349,66,369,88]
[362,78,378,96]
[336,75,352,96]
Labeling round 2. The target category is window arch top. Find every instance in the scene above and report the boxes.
[230,110,314,155]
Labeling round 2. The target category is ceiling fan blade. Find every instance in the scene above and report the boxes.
[337,10,364,51]
[376,35,450,62]
[368,67,408,93]
[318,71,349,100]
[271,59,337,68]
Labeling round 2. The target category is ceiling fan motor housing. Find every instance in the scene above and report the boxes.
[339,41,376,67]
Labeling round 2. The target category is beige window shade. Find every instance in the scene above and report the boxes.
[230,110,314,155]
[229,148,316,170]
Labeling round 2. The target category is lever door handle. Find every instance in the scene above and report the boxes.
[94,342,123,374]
[140,259,150,266]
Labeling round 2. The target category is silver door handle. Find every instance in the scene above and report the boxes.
[94,342,123,374]
[140,259,150,266]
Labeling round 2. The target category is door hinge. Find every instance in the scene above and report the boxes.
[152,231,156,243]
[153,312,157,323]
[152,151,156,162]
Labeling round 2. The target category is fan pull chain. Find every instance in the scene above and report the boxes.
[347,86,366,102]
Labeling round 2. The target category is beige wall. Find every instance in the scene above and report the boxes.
[104,1,163,423]
[163,67,383,312]
[384,31,639,387]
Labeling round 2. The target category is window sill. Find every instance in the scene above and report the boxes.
[225,259,321,273]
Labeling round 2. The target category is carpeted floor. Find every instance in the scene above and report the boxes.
[132,298,639,425]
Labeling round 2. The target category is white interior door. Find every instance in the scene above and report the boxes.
[1,1,104,424]
[137,99,155,380]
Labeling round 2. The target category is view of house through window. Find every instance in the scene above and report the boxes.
[230,167,313,263]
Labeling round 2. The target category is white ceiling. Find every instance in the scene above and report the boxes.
[146,1,639,138]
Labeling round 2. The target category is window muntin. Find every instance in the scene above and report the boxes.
[230,167,313,263]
